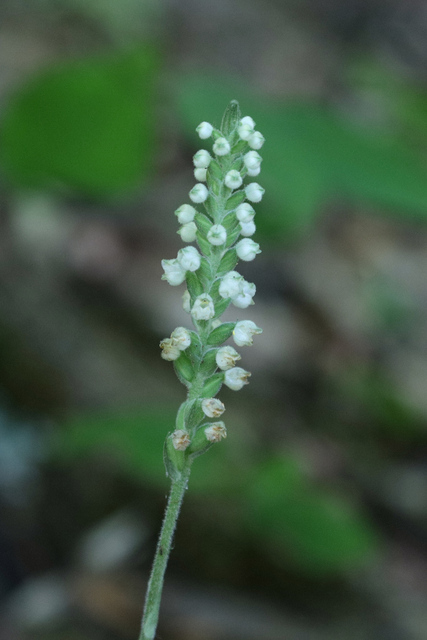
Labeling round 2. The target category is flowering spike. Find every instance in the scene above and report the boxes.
[146,101,266,640]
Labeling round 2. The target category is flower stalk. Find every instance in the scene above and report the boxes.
[139,100,264,640]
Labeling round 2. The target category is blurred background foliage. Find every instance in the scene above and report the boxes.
[0,1,427,639]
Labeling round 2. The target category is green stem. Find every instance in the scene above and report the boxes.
[139,464,192,640]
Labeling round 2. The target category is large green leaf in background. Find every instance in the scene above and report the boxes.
[177,75,427,237]
[245,456,379,574]
[54,410,380,575]
[0,47,159,198]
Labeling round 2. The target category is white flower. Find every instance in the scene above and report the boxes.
[219,271,244,299]
[160,338,181,361]
[189,183,209,203]
[194,168,207,182]
[161,259,186,286]
[233,320,263,347]
[224,170,243,189]
[243,151,262,171]
[171,326,191,351]
[238,120,254,141]
[182,290,191,313]
[178,221,197,243]
[224,367,251,390]
[204,422,227,442]
[177,246,201,272]
[171,429,191,451]
[247,166,261,177]
[207,224,227,246]
[202,397,225,418]
[245,182,265,203]
[196,122,213,139]
[235,203,255,223]
[240,116,256,129]
[191,294,215,320]
[248,131,265,150]
[193,149,212,168]
[236,238,261,261]
[216,345,241,370]
[213,137,231,156]
[232,280,256,309]
[239,220,256,237]
[175,204,196,224]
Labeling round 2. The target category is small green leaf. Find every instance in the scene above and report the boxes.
[222,211,239,232]
[196,232,212,257]
[207,322,235,345]
[208,159,223,181]
[221,100,241,137]
[199,348,218,377]
[214,298,231,318]
[218,249,238,274]
[186,271,203,300]
[225,191,246,212]
[164,435,185,480]
[188,426,213,458]
[201,373,224,398]
[196,257,211,287]
[225,227,241,248]
[173,352,194,386]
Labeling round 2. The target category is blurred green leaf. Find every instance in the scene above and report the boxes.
[177,75,427,237]
[1,47,159,198]
[53,409,239,494]
[245,455,379,574]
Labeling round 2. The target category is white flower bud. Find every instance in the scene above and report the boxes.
[245,182,265,203]
[177,246,201,272]
[219,271,244,299]
[216,346,241,370]
[175,204,197,224]
[193,149,212,168]
[247,166,261,177]
[171,326,191,351]
[213,137,231,156]
[207,224,227,246]
[178,221,197,242]
[236,238,261,261]
[243,151,262,171]
[224,170,243,189]
[232,280,256,309]
[224,367,251,390]
[189,183,209,203]
[240,116,256,129]
[233,320,263,347]
[161,259,186,286]
[204,422,227,442]
[160,338,181,361]
[202,397,225,418]
[182,290,191,313]
[171,429,191,451]
[194,168,207,182]
[248,131,265,150]
[239,220,256,237]
[191,294,215,320]
[196,122,213,139]
[238,123,254,141]
[235,203,255,223]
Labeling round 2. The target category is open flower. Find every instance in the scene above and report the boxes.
[224,367,251,390]
[191,294,215,320]
[216,346,241,370]
[202,398,225,418]
[171,430,191,450]
[205,422,227,442]
[233,320,263,346]
[160,338,181,361]
[161,259,186,286]
[170,327,191,351]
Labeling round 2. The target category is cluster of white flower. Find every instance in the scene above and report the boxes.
[160,102,263,462]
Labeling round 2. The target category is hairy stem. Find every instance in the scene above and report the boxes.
[139,464,191,640]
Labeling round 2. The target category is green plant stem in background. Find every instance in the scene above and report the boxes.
[139,464,191,640]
